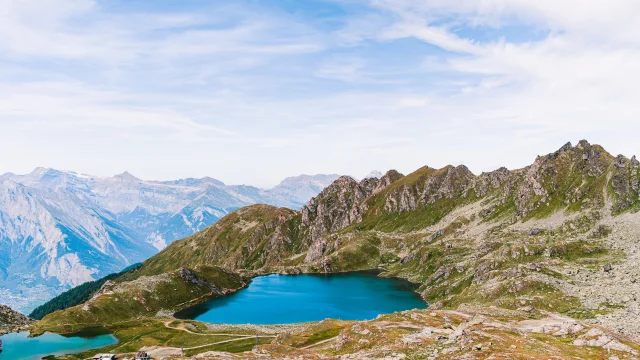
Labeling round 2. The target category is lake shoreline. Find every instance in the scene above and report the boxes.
[0,331,117,360]
[173,270,427,325]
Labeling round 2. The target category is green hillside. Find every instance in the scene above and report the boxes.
[33,140,640,359]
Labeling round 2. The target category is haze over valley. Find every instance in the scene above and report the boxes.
[0,169,339,312]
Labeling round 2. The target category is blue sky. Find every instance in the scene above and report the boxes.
[1,0,639,186]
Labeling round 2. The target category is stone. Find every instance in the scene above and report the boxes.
[529,228,543,236]
[400,255,413,264]
[0,305,32,334]
[431,230,445,240]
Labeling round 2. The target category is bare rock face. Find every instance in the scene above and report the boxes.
[610,154,640,213]
[179,267,222,294]
[384,165,474,213]
[0,305,32,335]
[304,238,328,263]
[301,174,400,263]
[500,141,614,217]
[301,176,378,240]
[373,170,404,194]
[472,167,512,197]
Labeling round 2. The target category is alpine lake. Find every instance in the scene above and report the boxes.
[175,271,427,324]
[2,271,425,359]
[0,330,117,360]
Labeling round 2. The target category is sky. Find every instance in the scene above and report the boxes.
[1,0,640,187]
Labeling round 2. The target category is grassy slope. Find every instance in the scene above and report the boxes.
[128,205,303,278]
[35,265,246,333]
[33,141,640,358]
[29,264,142,320]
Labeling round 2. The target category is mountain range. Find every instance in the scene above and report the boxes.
[0,169,340,312]
[33,140,640,358]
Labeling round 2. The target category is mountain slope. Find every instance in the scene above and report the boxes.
[0,170,338,313]
[0,305,31,335]
[28,263,141,320]
[37,140,640,351]
[88,141,635,278]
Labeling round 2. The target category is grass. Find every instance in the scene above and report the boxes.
[184,337,272,356]
[34,266,248,334]
[353,195,475,233]
[330,234,382,271]
[482,197,517,222]
[32,146,640,359]
[295,327,344,348]
[127,205,300,278]
[49,318,274,359]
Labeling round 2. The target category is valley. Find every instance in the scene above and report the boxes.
[0,170,338,313]
[11,140,640,359]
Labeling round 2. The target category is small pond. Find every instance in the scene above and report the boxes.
[175,271,426,324]
[0,331,117,360]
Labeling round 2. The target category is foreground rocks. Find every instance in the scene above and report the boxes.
[138,308,640,359]
[0,304,32,335]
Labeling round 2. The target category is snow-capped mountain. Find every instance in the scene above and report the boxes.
[364,170,383,179]
[269,174,340,205]
[0,169,338,312]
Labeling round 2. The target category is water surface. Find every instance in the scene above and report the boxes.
[176,272,426,324]
[0,331,117,360]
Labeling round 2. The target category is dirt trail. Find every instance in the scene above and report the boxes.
[300,336,339,350]
[162,320,260,337]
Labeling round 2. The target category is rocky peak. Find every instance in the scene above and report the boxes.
[424,165,475,202]
[383,165,475,213]
[609,153,640,213]
[299,174,405,264]
[301,176,376,240]
[364,170,383,179]
[508,140,616,215]
[472,167,512,197]
[374,170,404,194]
[113,171,141,182]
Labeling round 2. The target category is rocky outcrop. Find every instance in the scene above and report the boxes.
[179,268,223,295]
[34,140,640,356]
[373,170,404,194]
[610,154,640,213]
[301,176,380,262]
[480,141,617,217]
[471,167,511,197]
[0,305,32,335]
[301,172,403,263]
[301,176,376,239]
[383,165,474,213]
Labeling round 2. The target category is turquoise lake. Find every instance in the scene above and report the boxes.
[175,272,427,324]
[0,331,117,360]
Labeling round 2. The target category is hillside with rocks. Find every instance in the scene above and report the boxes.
[35,140,640,358]
[0,305,31,335]
[0,169,337,313]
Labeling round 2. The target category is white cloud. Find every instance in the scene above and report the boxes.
[0,0,640,186]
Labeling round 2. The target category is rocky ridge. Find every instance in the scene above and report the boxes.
[35,140,640,357]
[0,169,337,313]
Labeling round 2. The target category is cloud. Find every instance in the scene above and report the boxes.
[1,0,640,186]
